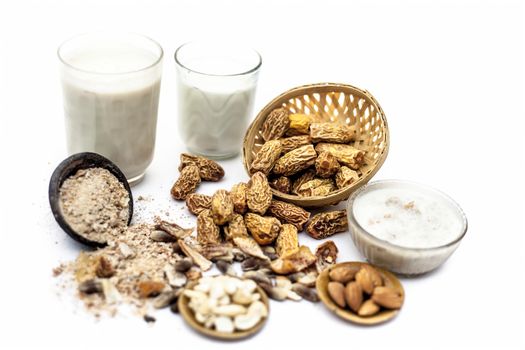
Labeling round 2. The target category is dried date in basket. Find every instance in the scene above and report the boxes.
[310,123,355,143]
[315,143,364,170]
[250,140,282,175]
[272,145,317,177]
[261,108,289,141]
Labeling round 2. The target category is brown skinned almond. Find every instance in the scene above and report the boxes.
[358,299,380,316]
[344,281,363,313]
[363,265,383,289]
[355,268,374,295]
[328,265,359,284]
[372,287,403,309]
[327,281,346,308]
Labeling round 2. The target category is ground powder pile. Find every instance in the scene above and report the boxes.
[62,223,187,318]
[59,168,129,244]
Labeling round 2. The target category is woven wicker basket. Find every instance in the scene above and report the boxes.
[243,82,389,208]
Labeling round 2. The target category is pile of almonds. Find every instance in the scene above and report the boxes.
[250,107,365,197]
[183,275,268,333]
[327,264,404,317]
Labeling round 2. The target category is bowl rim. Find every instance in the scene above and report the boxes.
[242,82,390,206]
[346,179,468,252]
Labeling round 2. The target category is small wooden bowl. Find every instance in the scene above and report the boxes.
[48,152,133,248]
[243,83,389,208]
[316,261,404,325]
[178,280,270,340]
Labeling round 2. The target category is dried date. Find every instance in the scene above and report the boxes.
[288,113,312,135]
[275,224,299,257]
[261,107,289,141]
[185,193,212,215]
[250,139,282,175]
[230,183,248,214]
[306,210,348,239]
[310,122,355,143]
[270,176,291,194]
[179,153,224,181]
[315,240,338,272]
[196,209,221,245]
[279,135,312,154]
[170,165,201,200]
[296,178,335,197]
[291,169,316,195]
[246,172,272,215]
[315,143,365,170]
[315,151,340,178]
[272,144,317,176]
[266,199,310,231]
[244,213,281,245]
[335,166,359,189]
[211,189,234,225]
[224,213,249,241]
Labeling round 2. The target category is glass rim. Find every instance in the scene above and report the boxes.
[174,40,262,77]
[347,179,468,252]
[57,32,164,76]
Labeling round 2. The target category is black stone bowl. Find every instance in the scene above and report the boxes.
[48,152,133,248]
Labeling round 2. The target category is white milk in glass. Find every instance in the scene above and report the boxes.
[59,36,162,184]
[176,52,259,158]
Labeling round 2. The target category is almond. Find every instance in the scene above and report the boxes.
[372,286,403,309]
[363,265,383,288]
[344,281,363,312]
[327,282,346,308]
[358,299,380,316]
[355,268,374,294]
[328,265,359,284]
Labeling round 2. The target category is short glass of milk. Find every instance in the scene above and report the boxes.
[58,33,163,185]
[174,41,261,158]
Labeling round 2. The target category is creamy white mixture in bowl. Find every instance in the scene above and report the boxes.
[347,180,467,275]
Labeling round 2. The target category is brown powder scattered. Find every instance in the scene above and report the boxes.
[60,223,187,317]
[59,168,129,244]
[52,264,65,277]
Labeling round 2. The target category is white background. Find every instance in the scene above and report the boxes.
[0,0,524,349]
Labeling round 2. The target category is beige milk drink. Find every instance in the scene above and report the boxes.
[58,33,163,184]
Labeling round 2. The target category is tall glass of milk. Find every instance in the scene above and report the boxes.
[174,41,261,158]
[58,33,163,185]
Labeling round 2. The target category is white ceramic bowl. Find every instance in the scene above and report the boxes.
[346,180,468,275]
